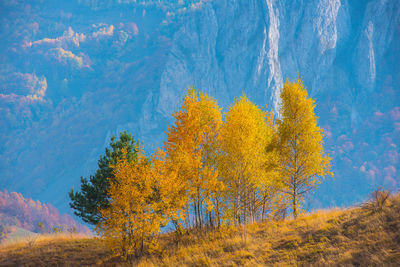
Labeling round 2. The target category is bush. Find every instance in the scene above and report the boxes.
[365,187,391,213]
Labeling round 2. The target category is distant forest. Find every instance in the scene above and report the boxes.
[0,190,88,236]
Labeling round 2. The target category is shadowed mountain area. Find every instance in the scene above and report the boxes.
[0,0,399,216]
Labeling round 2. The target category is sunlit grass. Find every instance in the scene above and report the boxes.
[1,194,399,266]
[0,232,90,249]
[0,232,109,266]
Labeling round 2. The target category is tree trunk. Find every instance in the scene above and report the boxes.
[292,187,297,219]
[261,193,266,221]
[216,198,220,228]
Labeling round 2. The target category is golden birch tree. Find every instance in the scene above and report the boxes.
[151,148,187,233]
[164,88,224,229]
[218,95,275,225]
[96,148,165,260]
[276,79,332,219]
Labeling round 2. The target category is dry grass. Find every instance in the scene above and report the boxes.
[1,194,400,266]
[1,233,83,248]
[0,233,113,266]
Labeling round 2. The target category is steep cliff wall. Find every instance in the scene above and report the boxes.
[0,0,399,214]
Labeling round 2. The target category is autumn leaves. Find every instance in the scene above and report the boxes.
[164,88,223,230]
[219,95,277,226]
[96,79,332,259]
[276,80,332,219]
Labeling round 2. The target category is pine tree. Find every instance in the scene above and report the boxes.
[69,131,138,225]
[96,148,165,260]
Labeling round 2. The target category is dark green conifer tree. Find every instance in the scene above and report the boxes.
[69,131,138,225]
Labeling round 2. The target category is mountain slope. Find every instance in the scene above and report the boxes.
[0,190,89,242]
[1,193,399,266]
[0,0,399,214]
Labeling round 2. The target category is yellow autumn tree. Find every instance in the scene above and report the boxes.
[261,111,286,221]
[96,148,166,260]
[276,79,332,219]
[164,88,224,229]
[219,95,276,225]
[151,148,187,233]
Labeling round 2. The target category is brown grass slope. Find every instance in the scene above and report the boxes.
[1,194,399,267]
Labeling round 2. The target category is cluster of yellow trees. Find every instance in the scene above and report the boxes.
[96,79,332,259]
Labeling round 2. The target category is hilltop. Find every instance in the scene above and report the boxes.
[1,193,399,266]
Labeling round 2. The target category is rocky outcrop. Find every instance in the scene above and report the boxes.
[0,0,399,213]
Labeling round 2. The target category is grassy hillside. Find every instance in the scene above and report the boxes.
[1,194,399,266]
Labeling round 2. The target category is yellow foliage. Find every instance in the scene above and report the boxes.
[96,148,165,259]
[151,148,187,230]
[276,79,332,218]
[218,95,277,224]
[164,88,223,228]
[3,195,400,266]
[93,81,334,261]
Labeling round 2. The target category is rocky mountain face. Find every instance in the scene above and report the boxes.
[1,0,399,215]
